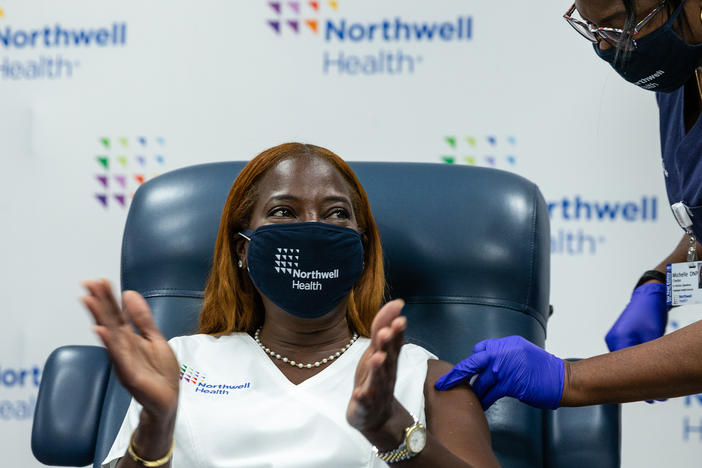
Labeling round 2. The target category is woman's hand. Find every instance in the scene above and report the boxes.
[81,279,180,423]
[346,299,407,432]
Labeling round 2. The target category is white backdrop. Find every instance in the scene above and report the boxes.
[1,0,699,466]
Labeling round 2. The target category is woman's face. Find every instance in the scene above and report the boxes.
[237,156,363,318]
[574,0,702,49]
[247,156,360,235]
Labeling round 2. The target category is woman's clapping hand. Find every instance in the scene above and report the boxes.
[81,279,180,422]
[346,299,407,432]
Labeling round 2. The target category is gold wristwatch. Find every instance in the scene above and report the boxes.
[373,414,427,463]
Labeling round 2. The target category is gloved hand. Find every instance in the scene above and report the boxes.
[605,282,669,352]
[434,336,564,410]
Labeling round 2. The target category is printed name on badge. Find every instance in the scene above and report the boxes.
[666,262,702,306]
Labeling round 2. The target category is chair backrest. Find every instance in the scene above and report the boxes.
[92,161,550,468]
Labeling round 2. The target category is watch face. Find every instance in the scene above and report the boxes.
[407,426,427,453]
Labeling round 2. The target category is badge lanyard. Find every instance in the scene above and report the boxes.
[667,202,700,306]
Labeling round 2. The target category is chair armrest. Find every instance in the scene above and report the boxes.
[32,345,111,466]
[543,358,621,468]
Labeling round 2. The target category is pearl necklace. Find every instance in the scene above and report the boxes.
[254,327,359,369]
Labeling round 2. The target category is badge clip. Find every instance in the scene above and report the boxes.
[671,202,697,262]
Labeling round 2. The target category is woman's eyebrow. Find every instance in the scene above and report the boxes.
[266,194,350,205]
[267,194,299,203]
[322,195,351,204]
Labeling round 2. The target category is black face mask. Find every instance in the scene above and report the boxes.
[595,0,702,93]
[240,222,364,319]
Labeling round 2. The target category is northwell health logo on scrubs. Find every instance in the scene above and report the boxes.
[180,364,251,396]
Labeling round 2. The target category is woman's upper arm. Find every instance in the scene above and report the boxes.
[424,359,500,467]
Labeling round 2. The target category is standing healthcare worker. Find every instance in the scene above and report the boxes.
[436,0,702,410]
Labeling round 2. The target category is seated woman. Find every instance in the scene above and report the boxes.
[83,143,498,468]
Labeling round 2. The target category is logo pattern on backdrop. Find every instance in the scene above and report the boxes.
[266,1,339,35]
[94,136,166,209]
[439,135,517,170]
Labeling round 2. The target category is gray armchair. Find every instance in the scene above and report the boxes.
[32,162,620,467]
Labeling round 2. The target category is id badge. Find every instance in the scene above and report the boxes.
[666,262,702,306]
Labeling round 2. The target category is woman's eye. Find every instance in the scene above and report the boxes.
[328,208,350,219]
[269,207,293,217]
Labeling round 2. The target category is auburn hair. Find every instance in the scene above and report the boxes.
[198,143,385,337]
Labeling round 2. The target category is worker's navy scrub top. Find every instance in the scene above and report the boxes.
[658,86,702,238]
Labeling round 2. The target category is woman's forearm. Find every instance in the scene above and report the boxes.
[562,320,702,406]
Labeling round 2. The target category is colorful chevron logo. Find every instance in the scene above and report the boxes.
[94,135,166,210]
[440,134,518,169]
[180,364,206,386]
[267,0,339,35]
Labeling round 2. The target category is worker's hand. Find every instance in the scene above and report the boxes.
[434,336,564,410]
[81,279,180,423]
[605,282,669,352]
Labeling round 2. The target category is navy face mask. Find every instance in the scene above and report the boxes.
[595,0,702,93]
[239,222,364,319]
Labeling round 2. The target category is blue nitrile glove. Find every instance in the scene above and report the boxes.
[605,282,669,352]
[434,336,565,410]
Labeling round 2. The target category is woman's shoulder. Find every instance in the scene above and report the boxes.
[399,342,438,363]
[393,342,438,387]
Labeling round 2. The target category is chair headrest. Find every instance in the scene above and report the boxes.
[121,162,550,330]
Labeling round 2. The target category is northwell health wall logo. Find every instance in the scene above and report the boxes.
[0,364,42,421]
[0,7,127,80]
[263,1,474,76]
[547,195,658,255]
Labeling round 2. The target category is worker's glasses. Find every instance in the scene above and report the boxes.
[563,1,667,50]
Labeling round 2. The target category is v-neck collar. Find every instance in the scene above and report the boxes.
[678,82,702,138]
[242,333,369,389]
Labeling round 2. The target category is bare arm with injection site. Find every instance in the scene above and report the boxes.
[436,309,702,409]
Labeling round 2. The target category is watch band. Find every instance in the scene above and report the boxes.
[372,414,425,464]
[634,270,666,289]
[373,443,414,464]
